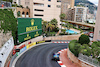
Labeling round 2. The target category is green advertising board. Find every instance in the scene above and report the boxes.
[18,18,42,42]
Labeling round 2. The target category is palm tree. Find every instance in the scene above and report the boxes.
[50,18,58,28]
[65,21,73,30]
[46,23,55,35]
[60,13,66,31]
[42,21,48,33]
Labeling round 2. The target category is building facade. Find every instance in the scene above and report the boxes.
[19,0,61,27]
[74,6,88,22]
[61,0,74,19]
[13,0,20,5]
[93,0,100,41]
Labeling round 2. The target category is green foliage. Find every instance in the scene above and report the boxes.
[60,13,65,20]
[42,19,59,36]
[65,21,73,30]
[78,34,90,45]
[17,11,20,17]
[61,29,66,33]
[50,18,58,27]
[69,40,81,57]
[0,9,17,44]
[81,44,91,56]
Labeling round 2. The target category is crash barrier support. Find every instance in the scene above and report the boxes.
[9,40,51,67]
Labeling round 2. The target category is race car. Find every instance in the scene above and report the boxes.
[52,53,60,61]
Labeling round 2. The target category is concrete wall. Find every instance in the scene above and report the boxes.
[0,31,12,48]
[44,34,81,41]
[93,0,100,41]
[67,49,94,67]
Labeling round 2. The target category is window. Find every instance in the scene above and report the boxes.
[26,12,29,15]
[22,12,25,15]
[48,0,51,1]
[34,14,44,16]
[99,31,100,35]
[57,0,61,2]
[34,3,44,6]
[48,5,51,7]
[34,9,44,11]
[56,5,61,8]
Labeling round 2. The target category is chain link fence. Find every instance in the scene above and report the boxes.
[78,53,100,67]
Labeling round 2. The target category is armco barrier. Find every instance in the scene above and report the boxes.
[26,42,36,49]
[10,40,51,67]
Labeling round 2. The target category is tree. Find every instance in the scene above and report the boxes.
[65,21,73,30]
[60,13,65,20]
[78,34,90,45]
[46,23,55,32]
[50,18,58,28]
[42,21,48,33]
[0,9,17,44]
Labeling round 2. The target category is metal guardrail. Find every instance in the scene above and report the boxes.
[9,54,17,67]
[78,53,100,67]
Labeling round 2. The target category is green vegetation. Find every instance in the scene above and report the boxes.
[69,34,100,62]
[78,34,90,44]
[42,18,59,37]
[60,13,65,20]
[3,0,13,3]
[65,21,73,30]
[0,9,17,44]
[73,26,83,33]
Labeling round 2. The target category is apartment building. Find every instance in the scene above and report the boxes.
[74,6,88,22]
[13,0,20,5]
[61,0,74,19]
[19,0,61,27]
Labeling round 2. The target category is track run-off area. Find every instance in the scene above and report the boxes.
[15,43,68,67]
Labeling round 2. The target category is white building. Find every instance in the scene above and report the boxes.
[74,6,88,22]
[13,0,20,5]
[13,0,61,27]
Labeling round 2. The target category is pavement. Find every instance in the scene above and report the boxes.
[59,49,80,67]
[15,43,68,67]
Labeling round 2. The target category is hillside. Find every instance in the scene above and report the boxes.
[75,0,97,14]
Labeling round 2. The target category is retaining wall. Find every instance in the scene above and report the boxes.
[67,49,94,67]
[44,34,81,40]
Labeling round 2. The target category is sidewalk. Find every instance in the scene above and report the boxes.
[59,49,80,67]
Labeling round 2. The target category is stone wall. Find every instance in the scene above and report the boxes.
[0,31,12,48]
[67,49,94,67]
[44,34,81,41]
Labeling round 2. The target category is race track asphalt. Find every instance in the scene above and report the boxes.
[15,43,68,67]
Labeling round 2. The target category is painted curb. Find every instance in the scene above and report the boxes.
[57,49,68,67]
[52,41,70,43]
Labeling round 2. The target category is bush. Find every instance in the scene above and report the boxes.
[59,33,68,35]
[78,34,90,45]
[69,41,81,57]
[69,40,81,57]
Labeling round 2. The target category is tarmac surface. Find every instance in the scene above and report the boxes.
[15,43,68,67]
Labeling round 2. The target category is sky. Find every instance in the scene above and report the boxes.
[88,0,99,6]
